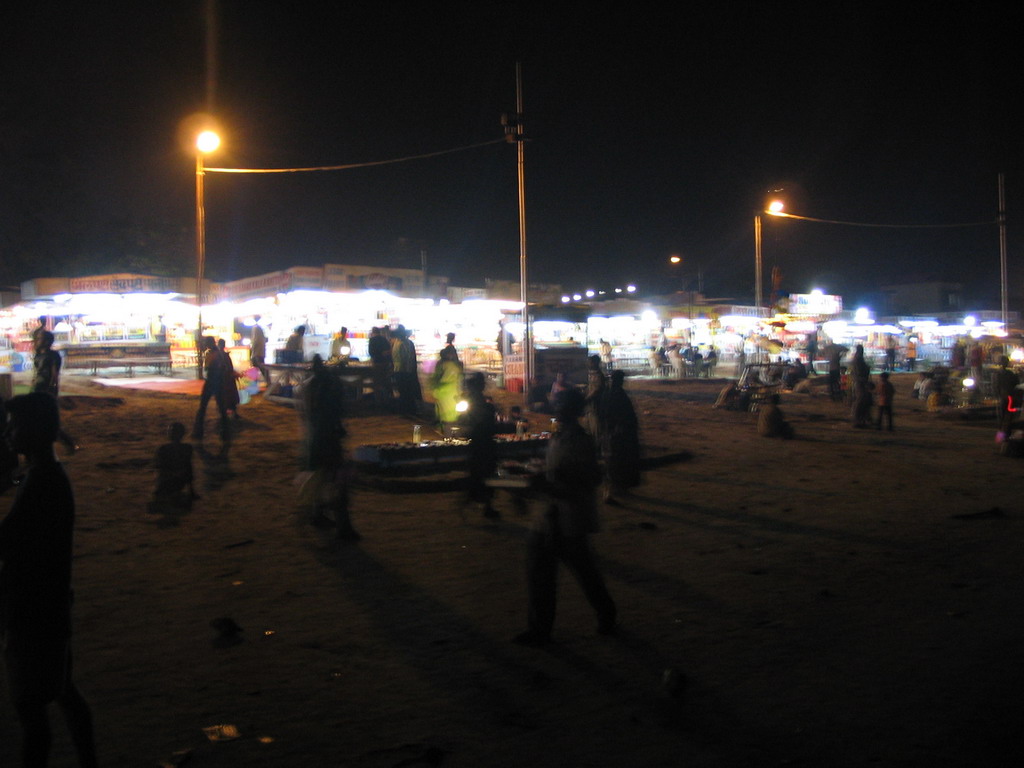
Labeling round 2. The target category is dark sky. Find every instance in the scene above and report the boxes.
[2,2,1020,309]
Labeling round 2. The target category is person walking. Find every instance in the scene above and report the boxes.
[514,388,616,646]
[249,315,270,389]
[192,336,229,440]
[0,392,98,768]
[301,355,359,540]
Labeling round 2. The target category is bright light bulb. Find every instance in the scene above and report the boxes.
[197,130,220,153]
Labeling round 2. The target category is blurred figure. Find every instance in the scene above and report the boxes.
[249,315,270,388]
[600,370,641,503]
[391,326,421,417]
[514,388,616,646]
[283,325,306,364]
[584,354,607,442]
[458,372,498,518]
[330,326,351,362]
[301,356,359,540]
[875,371,895,431]
[548,371,571,413]
[367,327,393,404]
[0,392,98,768]
[757,393,794,439]
[995,356,1020,439]
[849,344,873,428]
[430,345,463,437]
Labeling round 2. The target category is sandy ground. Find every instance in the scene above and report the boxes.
[1,369,1022,767]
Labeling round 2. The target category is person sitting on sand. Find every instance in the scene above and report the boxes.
[153,422,198,508]
[757,394,794,439]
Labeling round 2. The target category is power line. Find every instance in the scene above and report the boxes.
[768,211,997,229]
[205,138,506,174]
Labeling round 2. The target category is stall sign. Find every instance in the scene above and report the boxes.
[286,266,325,291]
[789,292,842,316]
[323,264,424,297]
[69,274,182,294]
[223,271,292,301]
[63,344,171,360]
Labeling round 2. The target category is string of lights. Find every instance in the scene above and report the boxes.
[205,138,507,174]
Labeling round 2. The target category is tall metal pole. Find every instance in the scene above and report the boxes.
[754,214,763,311]
[754,213,764,364]
[998,172,1008,330]
[195,153,207,380]
[514,62,531,405]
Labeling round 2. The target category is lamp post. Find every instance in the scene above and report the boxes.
[754,200,786,317]
[194,129,220,379]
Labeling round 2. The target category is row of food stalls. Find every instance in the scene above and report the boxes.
[583,290,1018,373]
[0,272,1016,379]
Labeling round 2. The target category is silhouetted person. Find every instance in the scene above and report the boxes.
[444,332,460,364]
[0,399,19,494]
[514,388,616,646]
[217,339,241,419]
[192,336,229,440]
[367,326,393,404]
[459,372,498,518]
[0,392,98,768]
[849,344,873,428]
[283,325,306,364]
[302,356,359,540]
[391,326,421,417]
[31,331,78,454]
[600,370,642,503]
[152,422,197,509]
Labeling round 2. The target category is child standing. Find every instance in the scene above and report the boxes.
[876,371,895,431]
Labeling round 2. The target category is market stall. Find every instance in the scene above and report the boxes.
[7,275,202,374]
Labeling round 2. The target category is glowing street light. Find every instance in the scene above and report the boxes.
[195,128,220,378]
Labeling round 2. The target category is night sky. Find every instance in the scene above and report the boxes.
[2,2,1020,309]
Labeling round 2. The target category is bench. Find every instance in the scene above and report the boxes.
[63,357,174,377]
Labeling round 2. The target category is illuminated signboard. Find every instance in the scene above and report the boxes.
[789,293,842,316]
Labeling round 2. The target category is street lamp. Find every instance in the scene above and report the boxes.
[194,129,220,379]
